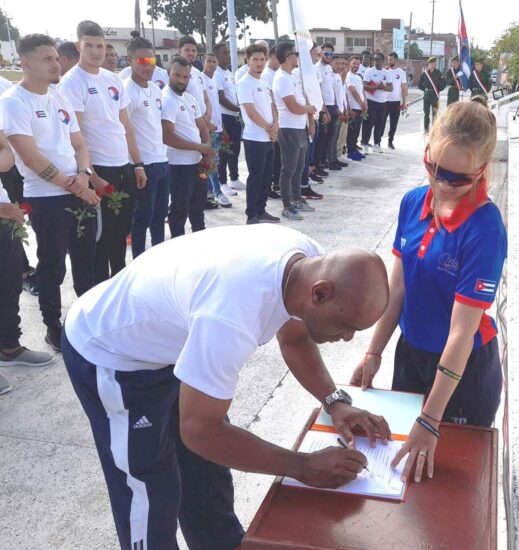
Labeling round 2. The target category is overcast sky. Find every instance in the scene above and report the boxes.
[3,0,514,49]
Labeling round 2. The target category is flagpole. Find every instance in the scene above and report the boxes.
[227,0,239,73]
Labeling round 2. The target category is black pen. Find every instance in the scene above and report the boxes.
[337,437,370,472]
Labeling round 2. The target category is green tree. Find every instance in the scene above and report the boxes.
[490,22,519,86]
[469,41,497,70]
[404,42,423,60]
[0,8,20,42]
[149,0,271,46]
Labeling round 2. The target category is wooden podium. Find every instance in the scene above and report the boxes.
[242,410,498,550]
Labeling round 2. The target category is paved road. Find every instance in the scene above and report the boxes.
[0,100,507,548]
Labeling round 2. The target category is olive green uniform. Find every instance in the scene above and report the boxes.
[445,67,462,105]
[469,70,491,99]
[418,69,446,131]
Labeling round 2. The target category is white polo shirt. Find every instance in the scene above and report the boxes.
[58,65,130,166]
[363,67,392,103]
[236,72,273,142]
[119,66,169,90]
[273,69,307,130]
[186,66,207,115]
[0,85,80,197]
[387,67,407,102]
[201,72,223,132]
[315,61,335,106]
[215,66,239,116]
[346,71,365,110]
[161,86,202,165]
[64,224,324,400]
[123,78,167,165]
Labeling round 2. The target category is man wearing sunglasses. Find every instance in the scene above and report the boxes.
[119,58,169,90]
[122,32,170,258]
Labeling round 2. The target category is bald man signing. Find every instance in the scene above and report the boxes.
[62,224,390,550]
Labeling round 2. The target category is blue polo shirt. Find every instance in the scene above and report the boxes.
[392,184,507,353]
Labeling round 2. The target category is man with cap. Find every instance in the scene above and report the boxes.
[444,56,463,105]
[469,58,492,100]
[418,57,445,133]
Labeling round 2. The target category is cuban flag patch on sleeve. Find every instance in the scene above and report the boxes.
[474,279,496,295]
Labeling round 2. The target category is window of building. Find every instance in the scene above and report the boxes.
[317,36,336,46]
[316,36,324,45]
[366,38,373,47]
[354,38,366,47]
[163,53,169,62]
[346,37,353,46]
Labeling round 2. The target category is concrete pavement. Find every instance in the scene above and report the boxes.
[0,99,510,549]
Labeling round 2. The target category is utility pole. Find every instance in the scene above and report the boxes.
[150,0,156,52]
[271,0,279,45]
[227,0,239,73]
[429,0,436,59]
[206,0,213,53]
[407,11,412,78]
[134,0,141,32]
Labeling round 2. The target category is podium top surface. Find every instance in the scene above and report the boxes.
[243,411,498,550]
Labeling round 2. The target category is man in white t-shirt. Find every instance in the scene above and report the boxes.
[273,41,316,221]
[237,44,280,225]
[119,63,169,90]
[162,56,213,238]
[122,33,170,259]
[57,41,79,76]
[0,128,53,390]
[362,52,393,153]
[1,33,100,352]
[214,43,244,194]
[61,223,391,550]
[383,51,407,150]
[59,20,147,284]
[202,53,232,208]
[345,56,368,161]
[358,50,372,78]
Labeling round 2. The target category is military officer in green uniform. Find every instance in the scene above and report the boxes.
[418,57,446,133]
[469,58,492,100]
[444,56,463,105]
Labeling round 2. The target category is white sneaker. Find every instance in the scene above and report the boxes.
[374,144,382,153]
[221,183,237,196]
[216,194,232,208]
[230,179,246,190]
[362,145,370,155]
[338,154,350,163]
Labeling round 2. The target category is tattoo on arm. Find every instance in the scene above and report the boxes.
[39,163,59,182]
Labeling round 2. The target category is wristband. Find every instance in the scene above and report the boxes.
[134,162,145,169]
[437,364,462,381]
[421,411,441,423]
[416,416,440,438]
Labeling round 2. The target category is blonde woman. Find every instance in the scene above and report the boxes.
[351,97,507,483]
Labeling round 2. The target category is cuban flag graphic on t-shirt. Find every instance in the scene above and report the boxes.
[88,87,98,95]
[474,279,496,295]
[155,80,165,89]
[35,110,47,118]
[58,109,71,125]
[108,86,120,100]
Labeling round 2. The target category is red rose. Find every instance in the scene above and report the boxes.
[19,202,32,215]
[222,134,231,144]
[101,184,116,196]
[95,190,103,197]
[200,161,209,170]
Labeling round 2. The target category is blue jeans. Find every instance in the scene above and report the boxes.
[131,162,170,258]
[62,331,244,550]
[243,140,273,219]
[208,132,223,196]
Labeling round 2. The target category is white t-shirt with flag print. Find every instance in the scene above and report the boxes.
[119,65,169,90]
[58,65,130,166]
[186,66,207,116]
[387,67,407,102]
[237,73,273,142]
[123,77,167,165]
[201,72,223,133]
[0,85,80,197]
[363,67,392,103]
[215,66,239,116]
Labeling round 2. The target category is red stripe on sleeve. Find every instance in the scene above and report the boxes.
[455,292,492,310]
[478,313,497,346]
[392,247,402,258]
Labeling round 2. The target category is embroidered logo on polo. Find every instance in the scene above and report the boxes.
[438,253,460,276]
[108,86,120,100]
[155,79,165,89]
[133,416,152,429]
[88,87,98,95]
[35,110,47,118]
[57,109,71,124]
[474,278,496,295]
[156,98,162,110]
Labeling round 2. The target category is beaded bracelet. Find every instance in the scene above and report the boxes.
[416,416,441,438]
[437,364,462,382]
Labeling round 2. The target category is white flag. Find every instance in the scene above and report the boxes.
[287,0,323,112]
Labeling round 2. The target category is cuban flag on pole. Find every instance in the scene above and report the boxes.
[458,0,472,90]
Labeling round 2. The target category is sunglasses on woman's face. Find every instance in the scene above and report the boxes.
[423,145,485,188]
[135,57,157,66]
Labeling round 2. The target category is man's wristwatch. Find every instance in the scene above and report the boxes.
[80,167,93,177]
[134,162,145,170]
[323,389,353,414]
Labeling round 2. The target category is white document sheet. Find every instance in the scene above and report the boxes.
[282,430,407,501]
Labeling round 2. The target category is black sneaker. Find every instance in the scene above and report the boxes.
[388,140,395,150]
[268,190,282,199]
[328,162,342,171]
[45,327,62,353]
[316,168,329,177]
[258,211,281,223]
[309,173,324,184]
[335,160,348,167]
[204,198,219,210]
[246,216,259,225]
[302,187,324,200]
[22,270,39,296]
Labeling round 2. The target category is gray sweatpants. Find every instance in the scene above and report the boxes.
[277,127,308,208]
